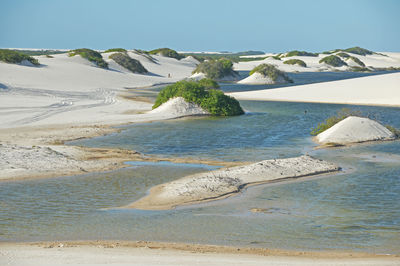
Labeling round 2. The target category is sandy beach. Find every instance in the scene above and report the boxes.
[1,242,399,266]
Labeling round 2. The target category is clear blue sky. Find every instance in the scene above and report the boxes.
[1,0,399,52]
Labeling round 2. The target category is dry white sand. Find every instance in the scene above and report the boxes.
[228,72,400,106]
[129,155,339,210]
[316,116,396,145]
[1,242,398,266]
[237,72,289,85]
[0,95,212,181]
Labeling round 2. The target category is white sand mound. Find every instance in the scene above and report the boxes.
[149,97,209,117]
[129,155,339,210]
[188,72,206,80]
[237,72,288,85]
[189,72,239,81]
[316,116,395,145]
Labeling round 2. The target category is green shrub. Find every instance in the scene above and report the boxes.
[149,48,184,60]
[249,64,293,82]
[0,49,40,65]
[271,55,281,60]
[311,108,362,135]
[284,50,318,57]
[319,55,347,67]
[197,78,220,89]
[109,52,147,74]
[343,46,373,56]
[385,125,400,138]
[69,48,108,68]
[283,59,307,67]
[192,58,237,79]
[104,48,127,53]
[152,80,244,116]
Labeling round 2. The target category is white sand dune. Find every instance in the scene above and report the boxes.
[316,116,395,145]
[234,52,400,72]
[0,52,198,129]
[237,72,288,85]
[129,155,339,210]
[228,72,400,106]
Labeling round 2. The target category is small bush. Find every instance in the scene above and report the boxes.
[197,78,220,89]
[284,50,318,57]
[249,64,293,82]
[343,47,373,56]
[311,108,362,135]
[109,52,147,74]
[104,48,127,53]
[271,55,281,60]
[69,48,108,68]
[385,125,400,138]
[319,55,347,67]
[192,58,237,79]
[283,59,307,67]
[152,80,244,116]
[0,49,40,65]
[149,48,184,60]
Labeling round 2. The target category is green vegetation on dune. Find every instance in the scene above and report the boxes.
[311,108,362,136]
[10,49,65,56]
[337,52,365,67]
[153,80,244,116]
[249,64,293,83]
[343,46,373,56]
[350,66,371,72]
[197,78,220,89]
[237,56,268,62]
[284,50,318,57]
[0,49,40,65]
[104,48,127,53]
[149,48,184,60]
[283,59,307,67]
[348,56,365,67]
[336,52,350,58]
[69,48,108,69]
[181,51,264,63]
[192,58,237,79]
[319,55,347,67]
[109,52,147,74]
[385,125,400,138]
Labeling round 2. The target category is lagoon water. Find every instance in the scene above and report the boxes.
[1,86,400,253]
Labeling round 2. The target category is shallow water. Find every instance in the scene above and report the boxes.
[1,98,400,254]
